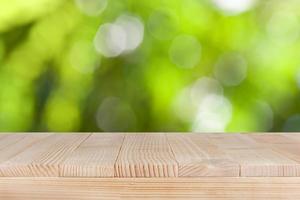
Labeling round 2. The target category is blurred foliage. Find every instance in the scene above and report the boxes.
[0,0,300,132]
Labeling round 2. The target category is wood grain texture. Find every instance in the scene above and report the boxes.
[1,133,300,199]
[167,134,239,177]
[0,134,27,151]
[115,134,178,177]
[60,134,124,177]
[0,133,300,177]
[227,148,300,176]
[270,144,300,163]
[0,134,8,140]
[206,133,258,149]
[0,133,50,163]
[285,134,300,143]
[0,134,89,177]
[1,177,300,200]
[249,133,297,144]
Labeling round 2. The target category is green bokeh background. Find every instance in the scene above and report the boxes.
[0,0,300,132]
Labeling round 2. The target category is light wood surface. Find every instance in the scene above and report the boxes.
[227,148,300,176]
[167,134,239,176]
[0,134,50,163]
[60,133,123,177]
[0,134,27,151]
[115,134,178,177]
[0,134,89,176]
[206,133,258,149]
[1,133,300,199]
[249,133,297,144]
[1,177,300,199]
[0,133,299,177]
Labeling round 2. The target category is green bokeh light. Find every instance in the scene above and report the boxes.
[1,0,300,132]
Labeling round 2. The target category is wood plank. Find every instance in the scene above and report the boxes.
[0,133,50,163]
[167,134,239,177]
[0,134,27,151]
[0,134,90,177]
[0,134,8,140]
[206,133,258,149]
[60,133,124,177]
[1,177,300,199]
[0,133,300,179]
[227,148,300,176]
[249,133,297,144]
[284,134,300,143]
[270,144,300,163]
[115,134,178,177]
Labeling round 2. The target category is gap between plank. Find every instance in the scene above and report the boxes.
[57,133,92,176]
[113,133,126,177]
[165,133,180,177]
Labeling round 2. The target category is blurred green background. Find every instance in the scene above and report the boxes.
[0,0,300,132]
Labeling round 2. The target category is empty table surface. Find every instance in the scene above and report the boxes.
[0,133,300,177]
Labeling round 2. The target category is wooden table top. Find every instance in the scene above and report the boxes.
[0,133,300,177]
